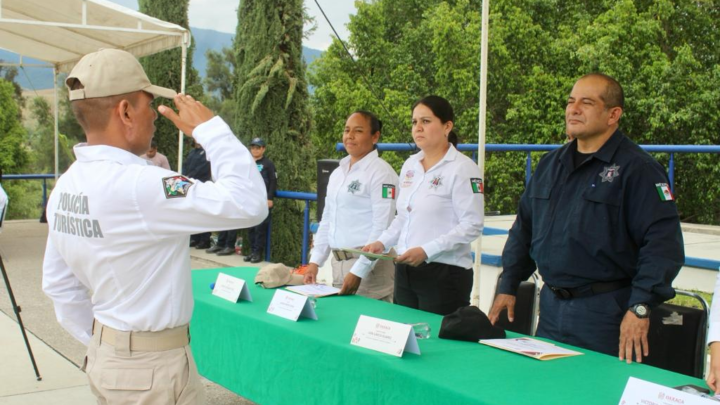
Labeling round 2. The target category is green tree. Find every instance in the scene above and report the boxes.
[138,0,203,170]
[310,0,720,223]
[0,78,36,219]
[202,47,239,125]
[234,0,314,265]
[27,97,75,174]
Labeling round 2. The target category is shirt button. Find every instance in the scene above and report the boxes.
[407,206,412,212]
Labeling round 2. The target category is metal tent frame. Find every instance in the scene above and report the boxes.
[0,0,191,178]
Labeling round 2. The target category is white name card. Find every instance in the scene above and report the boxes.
[267,289,318,321]
[212,273,252,303]
[619,377,716,405]
[350,315,420,357]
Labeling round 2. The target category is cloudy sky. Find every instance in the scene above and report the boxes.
[108,0,356,50]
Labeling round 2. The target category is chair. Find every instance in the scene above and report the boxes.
[493,273,539,336]
[643,290,708,379]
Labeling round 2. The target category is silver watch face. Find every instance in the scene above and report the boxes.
[635,305,648,316]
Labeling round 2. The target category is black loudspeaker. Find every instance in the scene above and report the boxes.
[317,159,340,222]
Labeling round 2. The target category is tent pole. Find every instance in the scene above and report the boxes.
[177,31,188,173]
[53,65,59,180]
[472,0,490,308]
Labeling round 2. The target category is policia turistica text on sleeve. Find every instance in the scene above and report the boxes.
[489,73,684,364]
[41,49,268,405]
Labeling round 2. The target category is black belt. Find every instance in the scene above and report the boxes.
[547,279,631,300]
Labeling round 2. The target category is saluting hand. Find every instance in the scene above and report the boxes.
[158,94,214,137]
[339,273,362,296]
[303,263,319,285]
[488,294,516,325]
[395,247,428,267]
[618,310,650,364]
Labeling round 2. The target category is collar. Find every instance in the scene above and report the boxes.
[558,129,625,169]
[413,144,459,170]
[340,149,379,173]
[73,143,149,166]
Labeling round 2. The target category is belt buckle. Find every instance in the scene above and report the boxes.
[550,286,572,300]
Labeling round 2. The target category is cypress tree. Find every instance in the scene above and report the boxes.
[234,0,313,265]
[138,0,203,170]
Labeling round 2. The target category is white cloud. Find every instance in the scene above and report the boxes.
[106,0,356,51]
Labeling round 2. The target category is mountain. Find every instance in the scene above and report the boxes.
[2,27,323,90]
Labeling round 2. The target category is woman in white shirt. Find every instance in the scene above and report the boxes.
[707,272,720,393]
[303,111,399,301]
[365,96,484,315]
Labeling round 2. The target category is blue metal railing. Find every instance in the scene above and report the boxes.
[336,143,720,193]
[7,141,720,268]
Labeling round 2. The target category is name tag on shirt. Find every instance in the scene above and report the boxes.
[619,377,716,404]
[212,273,252,303]
[350,315,420,357]
[267,289,318,321]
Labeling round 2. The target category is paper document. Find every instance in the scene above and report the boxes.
[285,284,340,297]
[341,248,396,261]
[479,337,583,361]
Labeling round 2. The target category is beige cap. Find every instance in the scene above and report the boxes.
[254,264,304,289]
[66,48,177,101]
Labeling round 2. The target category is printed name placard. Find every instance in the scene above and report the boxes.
[212,273,252,303]
[350,315,420,357]
[619,377,717,404]
[267,289,318,321]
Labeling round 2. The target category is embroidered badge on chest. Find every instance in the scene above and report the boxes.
[429,175,443,190]
[347,179,362,194]
[401,170,415,188]
[599,164,620,183]
[162,175,194,199]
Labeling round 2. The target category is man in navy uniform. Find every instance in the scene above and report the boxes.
[489,73,684,363]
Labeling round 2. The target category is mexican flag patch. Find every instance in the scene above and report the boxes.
[471,178,484,194]
[655,183,674,201]
[382,184,396,199]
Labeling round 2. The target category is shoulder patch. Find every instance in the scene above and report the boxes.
[162,175,194,199]
[470,178,484,194]
[655,183,674,201]
[381,184,396,199]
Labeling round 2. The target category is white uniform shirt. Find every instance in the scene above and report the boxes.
[0,183,7,232]
[709,272,720,344]
[42,117,268,345]
[309,150,398,278]
[378,144,484,269]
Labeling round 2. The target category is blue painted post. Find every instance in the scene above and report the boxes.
[42,179,48,208]
[525,152,532,186]
[302,200,310,265]
[265,211,272,262]
[668,153,675,194]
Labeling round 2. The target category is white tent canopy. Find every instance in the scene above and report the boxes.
[0,0,190,175]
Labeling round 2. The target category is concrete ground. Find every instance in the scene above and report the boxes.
[0,220,258,405]
[2,217,720,404]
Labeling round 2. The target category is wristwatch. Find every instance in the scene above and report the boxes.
[629,303,651,319]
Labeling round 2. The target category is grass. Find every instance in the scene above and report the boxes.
[667,289,713,309]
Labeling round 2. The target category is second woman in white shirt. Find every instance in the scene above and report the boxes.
[365,96,484,314]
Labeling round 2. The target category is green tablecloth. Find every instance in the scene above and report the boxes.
[190,267,706,405]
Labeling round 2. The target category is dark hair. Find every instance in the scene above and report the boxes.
[351,110,383,135]
[579,73,624,110]
[150,140,158,149]
[411,95,459,147]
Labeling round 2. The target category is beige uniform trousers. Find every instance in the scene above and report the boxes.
[85,322,204,405]
[331,251,394,302]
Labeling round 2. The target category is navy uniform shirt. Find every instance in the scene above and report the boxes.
[255,156,277,200]
[498,130,684,308]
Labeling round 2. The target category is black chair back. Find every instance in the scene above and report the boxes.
[643,291,708,379]
[494,274,538,336]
